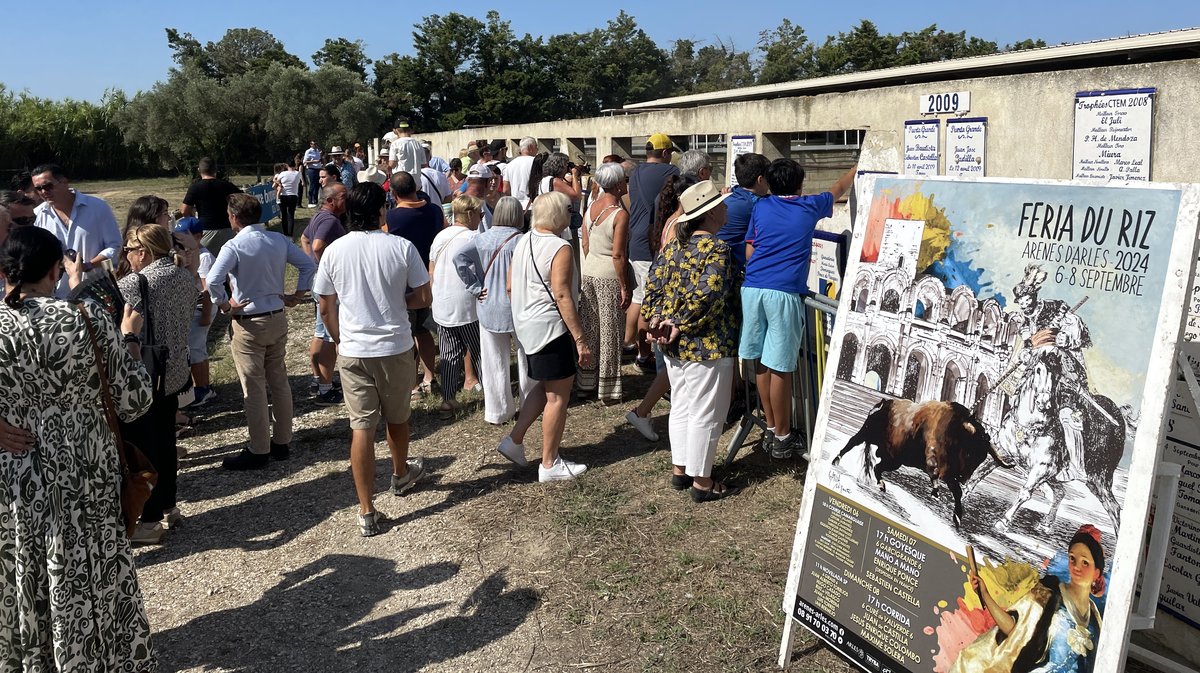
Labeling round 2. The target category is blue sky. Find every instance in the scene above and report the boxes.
[3,1,1198,102]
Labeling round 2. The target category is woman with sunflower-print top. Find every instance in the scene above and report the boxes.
[641,181,741,503]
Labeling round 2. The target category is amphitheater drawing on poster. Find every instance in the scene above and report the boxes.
[819,177,1183,568]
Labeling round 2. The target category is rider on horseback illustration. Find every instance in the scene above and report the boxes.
[1005,265,1093,481]
[982,264,1126,534]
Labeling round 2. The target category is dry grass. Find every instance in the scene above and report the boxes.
[87,176,857,672]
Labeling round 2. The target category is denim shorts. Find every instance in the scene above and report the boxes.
[313,302,334,343]
[738,286,806,373]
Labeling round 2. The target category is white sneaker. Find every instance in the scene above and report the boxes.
[130,521,166,544]
[538,457,587,482]
[306,203,316,208]
[163,507,184,529]
[625,409,659,441]
[497,436,528,467]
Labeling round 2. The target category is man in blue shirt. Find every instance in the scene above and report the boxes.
[207,193,317,470]
[331,147,357,187]
[740,159,856,460]
[302,141,323,207]
[719,153,770,268]
[30,163,122,297]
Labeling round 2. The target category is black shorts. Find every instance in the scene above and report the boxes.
[527,332,577,382]
[408,307,433,336]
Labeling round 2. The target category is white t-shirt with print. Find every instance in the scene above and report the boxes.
[429,225,478,328]
[311,230,430,358]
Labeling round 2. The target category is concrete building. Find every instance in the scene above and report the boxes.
[415,28,1200,193]
[398,28,1200,671]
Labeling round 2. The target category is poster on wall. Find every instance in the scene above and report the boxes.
[1072,88,1155,182]
[728,135,755,187]
[782,174,1200,673]
[946,118,987,177]
[904,120,940,176]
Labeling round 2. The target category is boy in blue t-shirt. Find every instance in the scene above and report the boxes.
[740,159,856,459]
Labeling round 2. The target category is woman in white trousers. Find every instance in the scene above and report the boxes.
[641,181,742,502]
[454,197,534,423]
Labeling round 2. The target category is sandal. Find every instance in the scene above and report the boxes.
[411,381,431,400]
[670,474,693,490]
[690,481,740,503]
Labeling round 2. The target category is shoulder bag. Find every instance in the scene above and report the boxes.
[79,303,158,539]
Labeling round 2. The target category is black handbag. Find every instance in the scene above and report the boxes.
[136,273,171,397]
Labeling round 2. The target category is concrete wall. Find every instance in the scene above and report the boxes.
[419,58,1200,184]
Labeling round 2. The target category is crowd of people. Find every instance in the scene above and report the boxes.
[0,125,854,669]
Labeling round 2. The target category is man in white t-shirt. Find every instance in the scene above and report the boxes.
[504,137,538,208]
[419,156,451,207]
[313,182,433,537]
[388,117,425,176]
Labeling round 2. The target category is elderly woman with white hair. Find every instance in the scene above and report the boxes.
[497,192,595,482]
[453,196,533,424]
[577,162,631,401]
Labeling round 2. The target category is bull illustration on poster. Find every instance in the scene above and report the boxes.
[783,174,1200,673]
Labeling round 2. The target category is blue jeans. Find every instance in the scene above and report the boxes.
[305,167,321,204]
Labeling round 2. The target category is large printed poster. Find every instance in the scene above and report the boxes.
[785,175,1199,673]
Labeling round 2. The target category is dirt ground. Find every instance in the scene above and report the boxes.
[76,178,1172,673]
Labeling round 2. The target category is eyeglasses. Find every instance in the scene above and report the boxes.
[34,182,56,192]
[123,246,144,253]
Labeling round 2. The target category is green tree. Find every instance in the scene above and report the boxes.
[1005,38,1048,51]
[671,38,754,95]
[163,27,304,82]
[313,38,370,80]
[757,19,815,84]
[895,25,997,66]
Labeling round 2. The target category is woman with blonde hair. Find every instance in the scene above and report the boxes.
[497,192,594,481]
[430,194,484,418]
[118,222,199,543]
[454,196,533,424]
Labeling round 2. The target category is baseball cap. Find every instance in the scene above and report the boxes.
[487,139,507,156]
[173,216,202,234]
[647,133,679,152]
[467,164,494,179]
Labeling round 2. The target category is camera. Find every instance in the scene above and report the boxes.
[568,160,591,175]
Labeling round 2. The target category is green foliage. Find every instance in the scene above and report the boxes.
[0,85,151,178]
[313,38,370,80]
[3,15,1043,178]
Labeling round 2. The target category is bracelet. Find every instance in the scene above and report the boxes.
[123,333,142,344]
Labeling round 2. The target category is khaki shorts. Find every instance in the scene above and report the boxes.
[338,349,417,430]
[630,260,652,305]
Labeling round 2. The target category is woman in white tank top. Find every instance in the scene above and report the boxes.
[500,192,594,483]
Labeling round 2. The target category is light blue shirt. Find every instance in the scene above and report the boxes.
[303,147,322,168]
[453,225,523,333]
[206,224,316,315]
[33,190,122,297]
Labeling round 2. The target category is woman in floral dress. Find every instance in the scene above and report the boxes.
[0,227,157,672]
[641,181,742,502]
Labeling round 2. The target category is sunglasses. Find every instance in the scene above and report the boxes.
[123,246,144,253]
[34,182,56,192]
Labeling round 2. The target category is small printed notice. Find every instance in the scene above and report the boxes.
[808,237,843,297]
[1072,88,1155,182]
[903,120,939,176]
[945,118,986,177]
[728,135,755,187]
[1158,351,1200,630]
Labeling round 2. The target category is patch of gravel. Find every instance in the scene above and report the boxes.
[136,304,860,672]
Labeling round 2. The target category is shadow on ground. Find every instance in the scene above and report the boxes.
[154,556,538,672]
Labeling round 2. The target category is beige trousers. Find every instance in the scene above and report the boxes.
[230,312,293,454]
